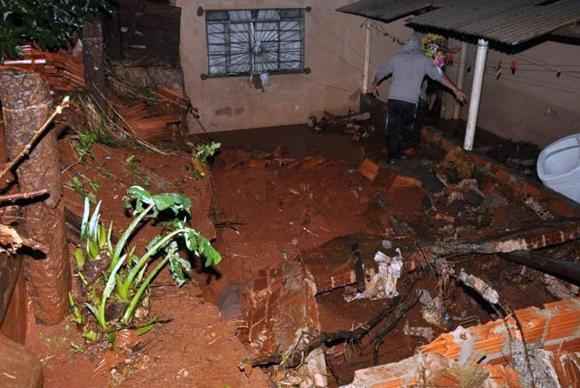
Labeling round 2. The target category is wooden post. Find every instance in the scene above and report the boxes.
[0,70,70,325]
[82,18,106,92]
[453,41,468,120]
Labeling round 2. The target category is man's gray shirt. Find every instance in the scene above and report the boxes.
[374,35,443,105]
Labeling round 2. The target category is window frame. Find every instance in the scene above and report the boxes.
[203,8,307,79]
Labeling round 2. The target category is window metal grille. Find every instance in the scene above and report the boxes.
[206,9,305,77]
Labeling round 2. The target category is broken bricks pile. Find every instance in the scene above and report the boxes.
[345,297,580,387]
[115,100,183,142]
[1,46,190,143]
[0,45,84,91]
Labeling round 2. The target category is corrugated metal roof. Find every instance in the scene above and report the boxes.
[407,0,537,31]
[336,0,437,23]
[337,0,580,46]
[459,0,580,45]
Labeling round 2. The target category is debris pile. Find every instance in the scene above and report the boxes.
[116,101,183,142]
[308,110,374,142]
[1,45,85,91]
[1,46,191,145]
[344,297,580,387]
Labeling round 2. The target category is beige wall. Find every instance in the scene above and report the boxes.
[176,1,580,145]
[176,0,411,132]
[455,40,580,147]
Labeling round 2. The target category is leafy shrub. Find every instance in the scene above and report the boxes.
[69,186,221,342]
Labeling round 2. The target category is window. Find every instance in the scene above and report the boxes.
[206,9,305,77]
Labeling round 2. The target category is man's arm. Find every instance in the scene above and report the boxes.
[439,74,467,103]
[425,61,466,103]
[369,60,393,94]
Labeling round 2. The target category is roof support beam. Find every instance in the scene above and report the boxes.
[464,39,488,151]
[362,21,372,94]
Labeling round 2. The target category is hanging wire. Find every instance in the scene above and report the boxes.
[512,53,580,81]
[483,67,580,95]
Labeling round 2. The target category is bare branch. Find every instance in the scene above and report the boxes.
[0,189,49,205]
[0,96,70,183]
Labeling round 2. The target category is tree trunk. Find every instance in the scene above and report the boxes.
[82,18,106,93]
[0,69,70,325]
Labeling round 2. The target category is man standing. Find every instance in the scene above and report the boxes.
[370,33,466,162]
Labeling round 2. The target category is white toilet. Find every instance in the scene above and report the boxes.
[537,133,580,204]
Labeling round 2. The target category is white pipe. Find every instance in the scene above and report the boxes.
[453,41,468,120]
[2,59,47,65]
[362,20,371,94]
[464,39,488,151]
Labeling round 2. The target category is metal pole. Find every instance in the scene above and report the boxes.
[464,39,488,151]
[362,20,371,94]
[453,41,468,120]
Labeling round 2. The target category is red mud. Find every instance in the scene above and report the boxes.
[13,123,574,387]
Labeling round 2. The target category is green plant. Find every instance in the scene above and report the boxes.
[125,154,150,187]
[194,141,221,164]
[74,130,98,162]
[71,95,116,162]
[65,174,100,203]
[1,0,114,60]
[191,141,221,178]
[70,187,221,342]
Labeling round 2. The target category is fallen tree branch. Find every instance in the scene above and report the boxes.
[0,189,49,204]
[499,251,580,286]
[372,289,421,364]
[430,218,580,257]
[0,96,70,183]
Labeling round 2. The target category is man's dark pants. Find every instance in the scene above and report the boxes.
[385,99,418,160]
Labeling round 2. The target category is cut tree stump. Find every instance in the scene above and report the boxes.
[0,69,70,324]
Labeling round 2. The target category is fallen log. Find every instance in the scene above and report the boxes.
[499,252,580,286]
[430,218,580,257]
[372,290,421,364]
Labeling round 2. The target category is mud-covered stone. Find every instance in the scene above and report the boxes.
[241,260,320,356]
[0,335,42,388]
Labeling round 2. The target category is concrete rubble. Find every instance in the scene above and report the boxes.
[343,297,580,387]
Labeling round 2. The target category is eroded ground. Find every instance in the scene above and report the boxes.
[21,122,580,387]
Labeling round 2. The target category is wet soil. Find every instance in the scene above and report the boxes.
[14,119,566,387]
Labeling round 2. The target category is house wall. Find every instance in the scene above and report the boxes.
[457,40,580,147]
[175,0,412,132]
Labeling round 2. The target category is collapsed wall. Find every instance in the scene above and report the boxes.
[345,297,580,387]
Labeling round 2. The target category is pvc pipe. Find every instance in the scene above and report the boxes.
[464,39,488,151]
[453,41,468,120]
[362,21,371,94]
[3,59,47,65]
